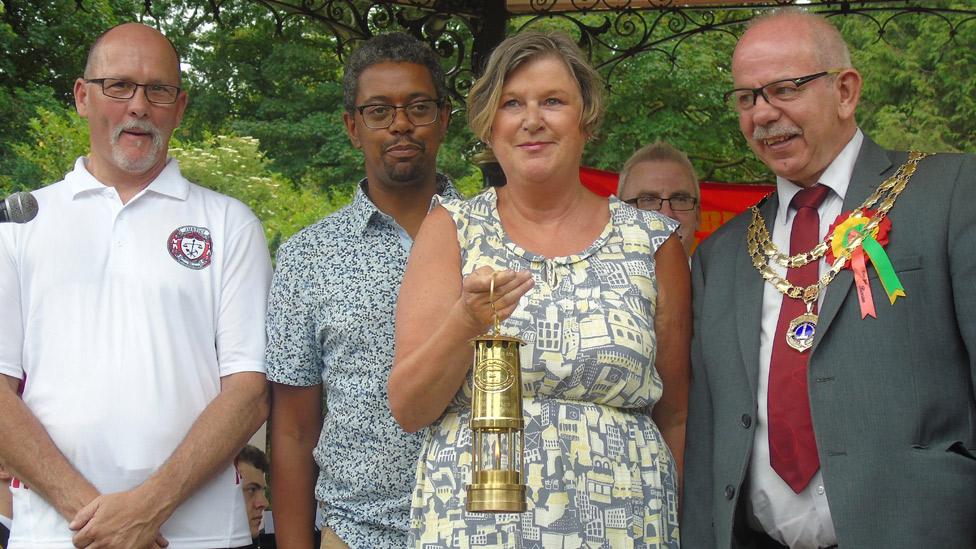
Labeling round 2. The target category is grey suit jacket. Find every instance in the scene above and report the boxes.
[684,135,976,548]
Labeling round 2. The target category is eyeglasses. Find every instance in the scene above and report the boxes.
[355,99,443,129]
[724,69,843,112]
[84,78,182,105]
[624,194,698,212]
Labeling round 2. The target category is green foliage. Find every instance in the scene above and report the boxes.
[160,1,481,191]
[0,0,137,180]
[176,14,356,186]
[2,1,975,217]
[171,134,350,255]
[453,167,486,198]
[0,105,88,196]
[0,0,131,100]
[0,103,343,257]
[588,29,767,183]
[11,107,89,183]
[837,6,976,153]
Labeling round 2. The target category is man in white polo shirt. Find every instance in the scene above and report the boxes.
[0,22,271,549]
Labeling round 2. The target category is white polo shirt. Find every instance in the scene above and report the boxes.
[0,158,272,548]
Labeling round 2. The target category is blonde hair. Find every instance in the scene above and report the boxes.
[467,30,604,143]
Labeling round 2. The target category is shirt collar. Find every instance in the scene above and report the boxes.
[65,157,189,200]
[351,173,459,234]
[775,128,863,226]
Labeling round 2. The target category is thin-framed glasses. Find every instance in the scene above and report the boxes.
[84,78,182,105]
[356,99,443,129]
[724,69,843,112]
[624,195,698,212]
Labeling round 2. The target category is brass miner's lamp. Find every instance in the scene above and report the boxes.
[466,276,527,513]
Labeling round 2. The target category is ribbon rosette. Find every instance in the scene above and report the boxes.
[825,209,905,319]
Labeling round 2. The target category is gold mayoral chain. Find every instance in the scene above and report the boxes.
[746,151,930,352]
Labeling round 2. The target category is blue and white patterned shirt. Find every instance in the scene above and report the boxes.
[265,175,459,548]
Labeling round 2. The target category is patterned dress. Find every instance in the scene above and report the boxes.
[408,188,681,549]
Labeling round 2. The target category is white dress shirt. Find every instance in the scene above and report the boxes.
[748,130,864,548]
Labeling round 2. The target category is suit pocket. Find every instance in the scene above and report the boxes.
[867,253,921,280]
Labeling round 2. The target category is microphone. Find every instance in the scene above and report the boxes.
[0,192,39,224]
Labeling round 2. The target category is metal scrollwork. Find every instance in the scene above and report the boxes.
[85,0,976,104]
[823,3,976,53]
[247,0,476,103]
[516,6,747,81]
[512,1,975,84]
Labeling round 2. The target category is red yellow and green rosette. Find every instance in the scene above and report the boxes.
[825,209,905,319]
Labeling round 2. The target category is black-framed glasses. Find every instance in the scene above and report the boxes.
[84,78,182,105]
[624,194,698,212]
[356,99,443,129]
[724,69,842,112]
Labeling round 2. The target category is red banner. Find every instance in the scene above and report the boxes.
[579,166,774,250]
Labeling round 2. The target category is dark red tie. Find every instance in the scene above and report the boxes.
[768,184,830,493]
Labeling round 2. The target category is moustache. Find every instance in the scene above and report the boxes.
[752,122,802,141]
[384,136,425,153]
[111,119,162,145]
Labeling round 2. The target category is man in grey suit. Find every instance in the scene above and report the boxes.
[684,10,976,549]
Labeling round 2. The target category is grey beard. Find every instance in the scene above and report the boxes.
[111,120,164,173]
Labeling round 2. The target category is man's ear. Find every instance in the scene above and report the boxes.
[173,89,189,128]
[74,77,90,118]
[428,100,450,143]
[439,100,452,132]
[343,110,361,149]
[835,68,862,121]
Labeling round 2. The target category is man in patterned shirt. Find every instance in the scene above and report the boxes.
[266,32,459,549]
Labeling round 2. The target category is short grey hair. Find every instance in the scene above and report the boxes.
[745,9,852,70]
[618,141,699,197]
[467,30,605,143]
[342,32,448,113]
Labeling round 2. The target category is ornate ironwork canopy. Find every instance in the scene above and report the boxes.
[227,0,976,102]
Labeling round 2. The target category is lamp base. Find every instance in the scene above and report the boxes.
[466,482,527,513]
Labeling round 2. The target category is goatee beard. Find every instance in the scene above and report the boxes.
[111,119,164,173]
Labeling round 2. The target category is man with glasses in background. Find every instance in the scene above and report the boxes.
[618,141,701,257]
[266,32,459,549]
[685,9,976,548]
[0,23,271,548]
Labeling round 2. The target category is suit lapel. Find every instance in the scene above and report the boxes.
[813,136,894,350]
[736,193,778,393]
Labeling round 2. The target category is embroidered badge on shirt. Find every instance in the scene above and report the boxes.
[168,225,213,269]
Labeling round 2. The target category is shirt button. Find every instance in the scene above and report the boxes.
[817,485,825,495]
[724,485,735,500]
[740,413,752,428]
